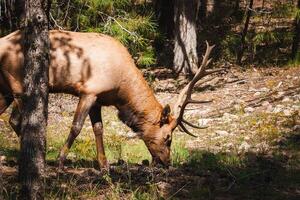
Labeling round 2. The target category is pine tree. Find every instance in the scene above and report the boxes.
[18,0,50,199]
[173,0,200,76]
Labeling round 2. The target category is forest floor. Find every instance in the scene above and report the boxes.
[0,65,300,199]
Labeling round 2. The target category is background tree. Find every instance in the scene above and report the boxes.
[237,0,254,65]
[291,0,300,60]
[18,0,50,199]
[173,0,201,76]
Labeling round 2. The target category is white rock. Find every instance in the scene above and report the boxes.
[261,87,270,92]
[68,152,76,160]
[266,105,274,113]
[245,107,255,113]
[215,130,230,137]
[273,105,284,113]
[0,155,6,162]
[283,109,292,116]
[127,131,137,138]
[254,92,261,96]
[262,101,270,107]
[293,125,300,131]
[282,97,292,103]
[198,118,212,126]
[238,141,251,152]
[222,113,239,121]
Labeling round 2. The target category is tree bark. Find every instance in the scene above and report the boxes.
[199,0,207,22]
[237,0,254,65]
[154,0,174,66]
[19,0,50,199]
[154,0,174,39]
[173,0,200,76]
[291,0,300,60]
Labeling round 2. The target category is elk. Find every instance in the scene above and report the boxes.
[0,30,220,169]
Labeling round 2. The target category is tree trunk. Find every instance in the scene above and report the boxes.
[173,0,200,76]
[0,156,2,199]
[154,0,174,39]
[19,0,50,199]
[154,0,174,66]
[291,0,300,60]
[199,0,207,22]
[234,0,240,13]
[237,0,254,65]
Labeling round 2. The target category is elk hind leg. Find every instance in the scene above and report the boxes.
[58,95,97,169]
[89,104,108,169]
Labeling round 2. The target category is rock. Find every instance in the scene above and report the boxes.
[238,141,251,152]
[68,152,76,160]
[215,130,230,137]
[157,181,172,198]
[273,105,284,113]
[266,105,273,113]
[127,131,137,138]
[254,92,261,96]
[260,87,270,92]
[245,107,255,113]
[0,155,6,162]
[282,97,292,103]
[293,125,300,131]
[244,136,250,141]
[262,101,270,107]
[283,109,292,116]
[198,118,212,126]
[222,113,239,121]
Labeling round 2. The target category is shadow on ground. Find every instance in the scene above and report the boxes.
[1,129,300,200]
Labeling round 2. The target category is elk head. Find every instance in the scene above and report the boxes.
[143,42,225,167]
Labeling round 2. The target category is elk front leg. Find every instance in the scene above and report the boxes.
[89,105,108,170]
[58,95,97,169]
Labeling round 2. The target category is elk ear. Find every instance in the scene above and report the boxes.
[160,104,171,126]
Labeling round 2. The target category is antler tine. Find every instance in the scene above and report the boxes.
[178,122,197,137]
[173,41,217,136]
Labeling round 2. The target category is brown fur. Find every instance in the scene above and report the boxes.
[0,30,176,166]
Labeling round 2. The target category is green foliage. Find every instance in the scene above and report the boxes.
[272,2,295,18]
[51,0,158,67]
[221,33,241,61]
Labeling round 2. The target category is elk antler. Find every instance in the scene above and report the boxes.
[173,41,225,137]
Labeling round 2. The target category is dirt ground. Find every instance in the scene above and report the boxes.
[1,65,300,199]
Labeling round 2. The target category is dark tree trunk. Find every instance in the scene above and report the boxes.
[237,0,254,65]
[19,0,50,199]
[0,156,2,199]
[173,0,200,76]
[0,0,23,34]
[154,0,174,39]
[291,0,300,60]
[154,0,174,66]
[199,0,207,22]
[234,0,240,13]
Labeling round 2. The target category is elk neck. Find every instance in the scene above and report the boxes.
[116,67,163,135]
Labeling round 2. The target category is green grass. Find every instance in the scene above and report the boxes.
[1,105,300,199]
